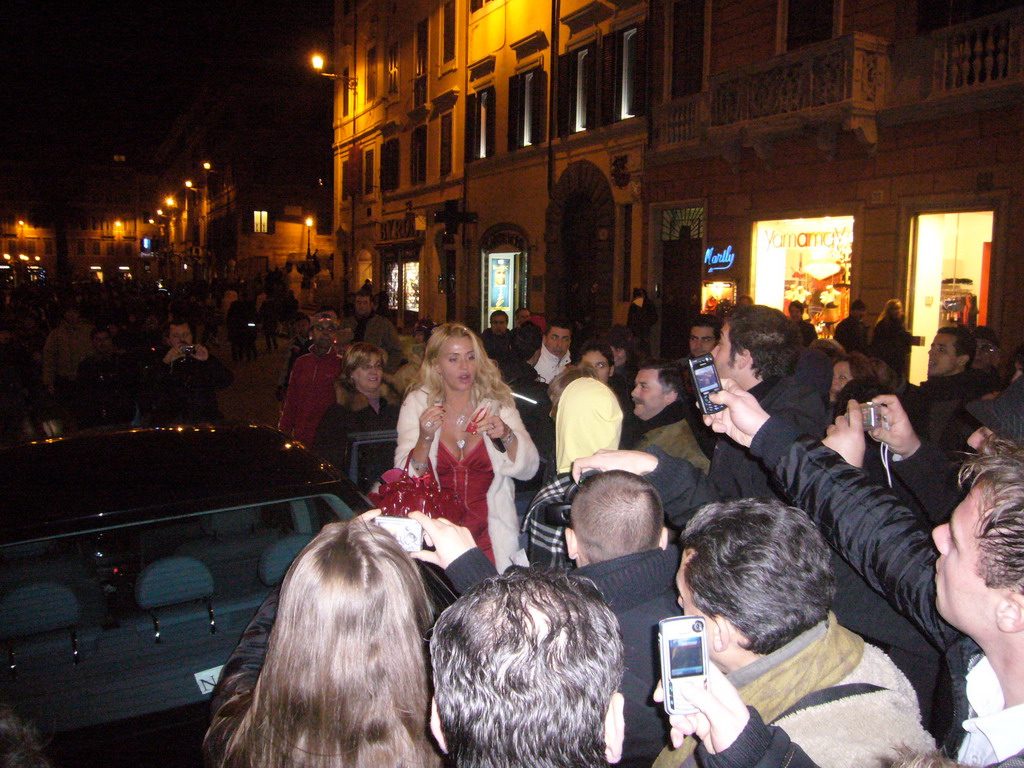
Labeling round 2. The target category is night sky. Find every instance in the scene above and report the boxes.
[3,0,333,167]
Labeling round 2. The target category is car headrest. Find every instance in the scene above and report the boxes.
[258,533,314,587]
[201,508,258,537]
[135,556,214,610]
[0,582,81,641]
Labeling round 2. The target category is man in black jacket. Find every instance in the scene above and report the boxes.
[694,381,1024,766]
[413,470,681,768]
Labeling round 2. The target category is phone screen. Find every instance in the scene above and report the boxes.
[669,635,705,678]
[692,363,721,395]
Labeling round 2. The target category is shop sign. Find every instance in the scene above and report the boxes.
[704,245,735,274]
[761,226,851,249]
[378,215,419,244]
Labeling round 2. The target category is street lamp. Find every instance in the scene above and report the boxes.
[310,53,357,90]
[305,217,314,257]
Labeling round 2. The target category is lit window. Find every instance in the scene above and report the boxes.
[620,29,637,119]
[254,211,268,233]
[574,48,590,133]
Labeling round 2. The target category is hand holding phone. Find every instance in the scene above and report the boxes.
[658,616,710,716]
[688,354,726,415]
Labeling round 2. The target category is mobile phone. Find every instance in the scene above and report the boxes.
[687,354,726,415]
[658,616,710,716]
[374,515,424,552]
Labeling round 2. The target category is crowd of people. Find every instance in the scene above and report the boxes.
[4,274,1024,768]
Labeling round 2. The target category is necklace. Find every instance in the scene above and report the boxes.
[446,401,476,454]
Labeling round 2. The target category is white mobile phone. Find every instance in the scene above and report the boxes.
[658,615,710,715]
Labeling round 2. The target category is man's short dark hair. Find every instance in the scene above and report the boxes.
[511,323,543,361]
[576,341,614,367]
[165,319,197,340]
[571,471,663,563]
[637,359,685,396]
[546,318,572,335]
[431,568,624,768]
[851,299,867,311]
[937,325,976,364]
[680,498,835,655]
[691,314,722,340]
[725,305,801,379]
[490,309,509,323]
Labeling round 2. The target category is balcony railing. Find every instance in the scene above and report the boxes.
[931,6,1023,95]
[707,33,890,128]
[652,33,890,153]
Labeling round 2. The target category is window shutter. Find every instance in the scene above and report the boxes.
[507,73,522,152]
[601,34,618,125]
[531,68,548,143]
[632,24,647,117]
[484,87,496,157]
[464,91,478,164]
[556,52,572,137]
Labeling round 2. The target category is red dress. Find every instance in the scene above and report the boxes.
[436,440,496,563]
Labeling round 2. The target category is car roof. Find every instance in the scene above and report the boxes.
[0,425,367,544]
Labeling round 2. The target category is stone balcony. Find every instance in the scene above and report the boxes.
[651,8,1023,161]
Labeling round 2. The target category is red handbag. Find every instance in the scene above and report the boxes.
[369,457,463,519]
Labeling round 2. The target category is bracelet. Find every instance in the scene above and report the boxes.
[503,430,517,444]
[421,433,433,443]
[410,459,428,474]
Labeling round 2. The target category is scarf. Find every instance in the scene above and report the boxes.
[653,614,864,768]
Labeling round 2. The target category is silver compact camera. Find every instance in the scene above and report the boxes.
[374,515,424,552]
[859,401,888,430]
[179,345,196,355]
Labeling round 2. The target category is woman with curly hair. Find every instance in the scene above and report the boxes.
[313,342,400,491]
[203,518,440,768]
[395,322,539,569]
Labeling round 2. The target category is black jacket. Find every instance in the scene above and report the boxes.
[139,349,233,425]
[446,545,682,768]
[749,416,976,758]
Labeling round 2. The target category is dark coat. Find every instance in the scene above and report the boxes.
[139,349,232,425]
[312,386,400,490]
[749,417,982,758]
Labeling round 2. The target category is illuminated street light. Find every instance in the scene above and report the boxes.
[157,209,164,216]
[114,220,123,228]
[2,254,10,261]
[305,217,314,258]
[185,180,194,189]
[203,162,211,171]
[165,197,177,207]
[310,53,357,90]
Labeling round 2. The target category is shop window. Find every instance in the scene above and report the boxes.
[442,1,456,64]
[387,43,400,95]
[440,112,453,176]
[557,43,597,135]
[671,0,705,98]
[784,0,835,51]
[465,86,495,162]
[381,139,401,191]
[752,216,854,334]
[366,47,378,103]
[364,149,375,194]
[254,211,268,233]
[411,125,428,184]
[507,68,547,150]
[908,211,993,383]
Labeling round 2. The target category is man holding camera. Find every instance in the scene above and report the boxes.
[650,497,932,768]
[139,320,233,425]
[680,380,1024,766]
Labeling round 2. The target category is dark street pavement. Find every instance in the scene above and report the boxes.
[214,337,290,429]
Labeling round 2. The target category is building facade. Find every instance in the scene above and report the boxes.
[644,0,1023,373]
[0,158,161,286]
[328,0,651,332]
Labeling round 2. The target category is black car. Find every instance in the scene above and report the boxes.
[0,425,454,766]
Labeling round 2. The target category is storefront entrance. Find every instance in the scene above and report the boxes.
[907,210,993,384]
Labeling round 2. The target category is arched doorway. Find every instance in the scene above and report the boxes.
[544,161,615,339]
[478,223,530,331]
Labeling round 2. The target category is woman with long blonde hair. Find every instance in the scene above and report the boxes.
[395,322,538,569]
[204,519,440,768]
